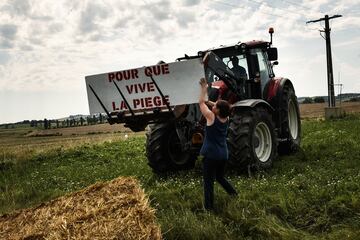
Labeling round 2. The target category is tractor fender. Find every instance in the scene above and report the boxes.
[263,77,297,137]
[232,99,274,112]
[265,77,294,103]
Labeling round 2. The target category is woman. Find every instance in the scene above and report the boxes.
[199,77,237,211]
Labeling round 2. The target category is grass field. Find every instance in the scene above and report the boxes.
[1,115,360,239]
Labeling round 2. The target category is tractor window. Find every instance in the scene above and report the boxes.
[223,54,248,94]
[254,50,270,93]
[223,54,248,78]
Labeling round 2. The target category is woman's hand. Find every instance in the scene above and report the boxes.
[199,77,215,125]
[199,77,208,89]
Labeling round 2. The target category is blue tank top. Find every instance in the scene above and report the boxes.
[200,117,229,160]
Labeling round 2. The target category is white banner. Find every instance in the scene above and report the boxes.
[85,58,205,115]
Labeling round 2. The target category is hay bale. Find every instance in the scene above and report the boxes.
[0,177,161,240]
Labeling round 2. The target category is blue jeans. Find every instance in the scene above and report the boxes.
[203,158,237,210]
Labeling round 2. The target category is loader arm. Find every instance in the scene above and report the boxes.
[202,51,244,100]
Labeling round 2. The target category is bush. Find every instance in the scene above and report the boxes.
[303,97,313,104]
[348,97,360,102]
[314,97,325,103]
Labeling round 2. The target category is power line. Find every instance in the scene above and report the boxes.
[212,0,325,35]
[212,0,326,35]
[281,0,324,15]
[244,0,306,17]
[212,0,301,20]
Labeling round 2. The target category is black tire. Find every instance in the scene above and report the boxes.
[146,123,196,173]
[228,106,278,171]
[278,84,301,154]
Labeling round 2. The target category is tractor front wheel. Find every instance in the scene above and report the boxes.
[228,106,278,171]
[146,123,196,173]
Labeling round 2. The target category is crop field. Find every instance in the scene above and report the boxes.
[1,114,360,239]
[299,101,360,119]
[0,123,141,164]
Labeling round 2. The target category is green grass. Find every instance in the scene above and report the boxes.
[1,115,360,239]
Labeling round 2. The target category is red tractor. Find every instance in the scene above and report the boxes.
[90,28,301,174]
[140,29,301,173]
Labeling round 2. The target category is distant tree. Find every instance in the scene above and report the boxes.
[44,118,48,129]
[80,117,84,126]
[349,97,360,102]
[303,97,313,104]
[99,114,103,124]
[314,97,325,103]
[66,119,70,127]
[5,124,8,129]
[92,115,97,125]
[56,120,59,128]
[30,120,36,127]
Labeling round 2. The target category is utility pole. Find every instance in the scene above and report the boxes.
[306,14,342,108]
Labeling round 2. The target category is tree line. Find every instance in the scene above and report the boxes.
[302,97,326,104]
[1,114,106,129]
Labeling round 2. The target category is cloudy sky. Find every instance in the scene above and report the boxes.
[0,0,359,123]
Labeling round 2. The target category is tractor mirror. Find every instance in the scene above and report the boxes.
[267,48,278,61]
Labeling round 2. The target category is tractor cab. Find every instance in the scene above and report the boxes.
[203,39,278,102]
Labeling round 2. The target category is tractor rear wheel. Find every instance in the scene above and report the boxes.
[228,106,278,171]
[278,84,301,154]
[146,123,196,173]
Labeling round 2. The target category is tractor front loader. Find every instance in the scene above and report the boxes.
[85,28,301,174]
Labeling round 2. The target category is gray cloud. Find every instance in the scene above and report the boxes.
[0,39,13,49]
[113,1,173,43]
[30,15,53,21]
[89,34,102,41]
[2,0,31,16]
[79,2,110,34]
[29,37,43,46]
[64,0,81,11]
[135,18,166,43]
[48,23,64,34]
[2,0,52,22]
[142,0,171,21]
[0,24,18,40]
[182,0,201,7]
[176,10,195,28]
[19,44,34,51]
[0,24,18,49]
[114,17,130,29]
[0,51,10,65]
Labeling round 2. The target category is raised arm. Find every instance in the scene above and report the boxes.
[199,78,215,125]
[206,101,216,108]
